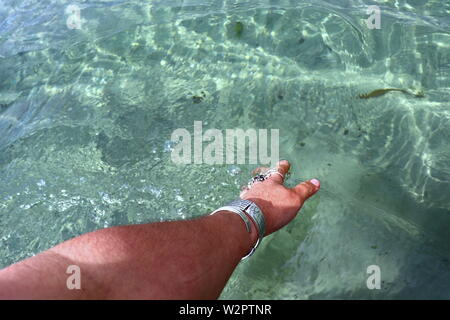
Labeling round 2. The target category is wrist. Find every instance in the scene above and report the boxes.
[208,210,258,259]
[240,196,270,236]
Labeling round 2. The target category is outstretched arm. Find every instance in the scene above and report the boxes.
[0,161,320,299]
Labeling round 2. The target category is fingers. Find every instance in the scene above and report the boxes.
[292,179,320,201]
[251,166,270,176]
[265,160,290,184]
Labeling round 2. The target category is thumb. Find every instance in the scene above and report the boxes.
[292,178,320,201]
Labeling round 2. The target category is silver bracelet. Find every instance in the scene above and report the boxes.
[210,199,266,260]
[228,199,266,240]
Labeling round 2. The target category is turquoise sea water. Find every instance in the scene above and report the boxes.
[0,0,449,299]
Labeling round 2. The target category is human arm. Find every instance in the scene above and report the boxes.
[0,160,320,299]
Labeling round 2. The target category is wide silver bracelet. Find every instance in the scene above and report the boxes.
[210,199,266,260]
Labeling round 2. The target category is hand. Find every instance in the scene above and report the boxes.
[240,160,320,235]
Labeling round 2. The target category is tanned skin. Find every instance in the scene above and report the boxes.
[0,160,320,299]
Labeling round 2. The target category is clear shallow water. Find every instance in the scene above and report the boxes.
[0,0,449,299]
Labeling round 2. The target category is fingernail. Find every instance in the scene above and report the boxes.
[310,178,320,187]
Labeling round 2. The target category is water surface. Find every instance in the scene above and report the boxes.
[0,0,449,299]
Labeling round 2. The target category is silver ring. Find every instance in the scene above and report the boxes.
[264,168,285,182]
[247,167,285,189]
[247,174,266,189]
